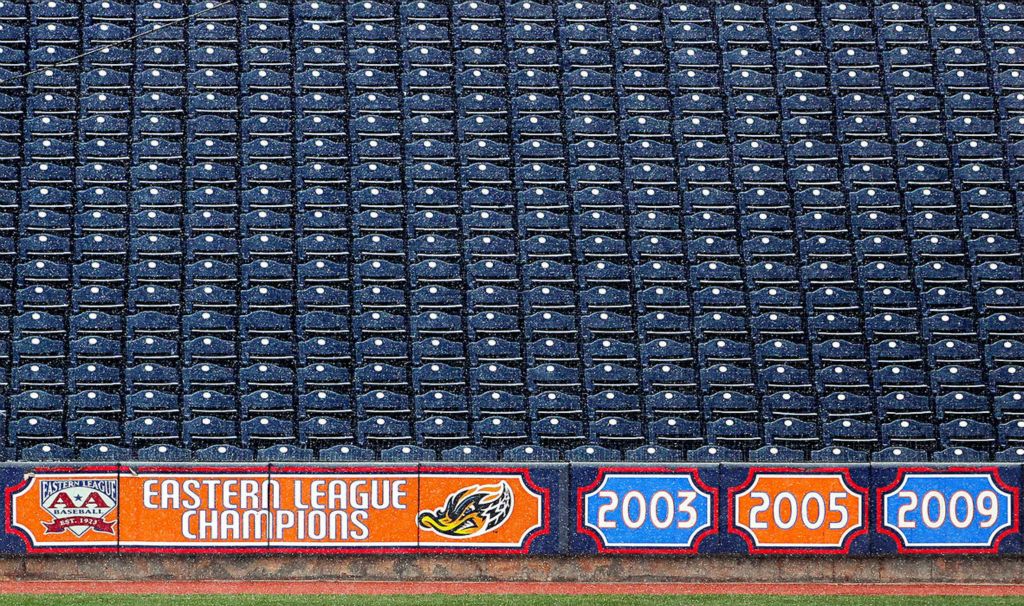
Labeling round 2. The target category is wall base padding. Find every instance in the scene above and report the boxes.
[3,555,1024,585]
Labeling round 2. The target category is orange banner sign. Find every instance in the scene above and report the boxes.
[730,471,867,553]
[6,466,550,553]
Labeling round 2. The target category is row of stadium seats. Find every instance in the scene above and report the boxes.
[6,439,1024,464]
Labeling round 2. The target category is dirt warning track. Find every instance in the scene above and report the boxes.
[3,581,1024,596]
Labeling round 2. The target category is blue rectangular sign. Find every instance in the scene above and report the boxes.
[572,465,720,554]
[872,465,1022,554]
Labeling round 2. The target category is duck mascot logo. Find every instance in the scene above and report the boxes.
[418,481,514,539]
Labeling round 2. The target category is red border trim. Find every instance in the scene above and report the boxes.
[575,466,718,554]
[875,466,1021,555]
[121,464,271,474]
[726,467,870,555]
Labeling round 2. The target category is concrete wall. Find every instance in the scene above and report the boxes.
[2,555,1024,584]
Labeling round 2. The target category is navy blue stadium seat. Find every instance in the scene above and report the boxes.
[136,444,191,462]
[381,444,437,462]
[194,444,255,463]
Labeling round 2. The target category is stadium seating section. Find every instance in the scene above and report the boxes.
[2,0,1024,464]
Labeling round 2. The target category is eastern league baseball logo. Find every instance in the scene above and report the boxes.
[39,479,118,537]
[418,481,514,539]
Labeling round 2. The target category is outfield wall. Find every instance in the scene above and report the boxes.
[0,463,1020,556]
